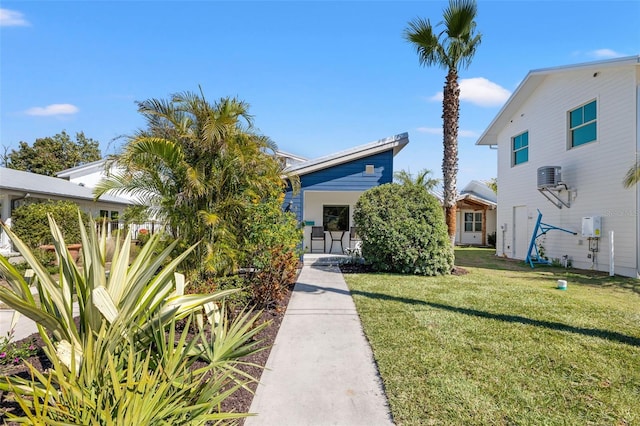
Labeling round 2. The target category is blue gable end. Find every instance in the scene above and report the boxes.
[283,150,395,224]
[301,150,393,191]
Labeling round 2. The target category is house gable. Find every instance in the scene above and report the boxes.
[300,150,392,192]
[284,134,408,225]
[476,56,640,277]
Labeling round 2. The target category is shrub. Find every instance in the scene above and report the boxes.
[249,247,299,310]
[136,228,151,245]
[188,273,253,313]
[488,231,497,247]
[241,199,302,308]
[11,200,89,248]
[0,332,38,366]
[353,183,454,275]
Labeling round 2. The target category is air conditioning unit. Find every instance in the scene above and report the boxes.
[537,166,561,188]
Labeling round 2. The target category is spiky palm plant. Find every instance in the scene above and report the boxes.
[0,213,268,423]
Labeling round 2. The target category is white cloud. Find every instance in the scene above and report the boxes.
[428,77,511,107]
[0,8,29,27]
[588,49,625,59]
[416,127,442,135]
[459,129,479,138]
[416,127,479,138]
[25,104,79,116]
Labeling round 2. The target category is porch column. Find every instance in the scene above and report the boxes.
[481,207,487,246]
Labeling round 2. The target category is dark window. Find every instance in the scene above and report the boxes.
[569,100,597,147]
[512,131,529,166]
[464,212,483,232]
[323,205,349,231]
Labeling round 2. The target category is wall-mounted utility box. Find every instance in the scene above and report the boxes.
[581,216,602,238]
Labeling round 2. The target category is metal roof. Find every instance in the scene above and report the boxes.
[0,167,131,205]
[284,133,409,176]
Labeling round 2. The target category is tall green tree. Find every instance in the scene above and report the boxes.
[94,90,294,276]
[394,168,440,190]
[404,0,481,246]
[6,130,101,176]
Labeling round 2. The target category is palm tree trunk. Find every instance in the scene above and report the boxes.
[442,67,460,247]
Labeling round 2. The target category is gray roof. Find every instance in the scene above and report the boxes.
[55,158,108,178]
[285,133,409,176]
[0,167,131,205]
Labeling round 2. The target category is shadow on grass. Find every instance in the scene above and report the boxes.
[293,281,640,347]
[350,286,640,348]
[455,247,640,295]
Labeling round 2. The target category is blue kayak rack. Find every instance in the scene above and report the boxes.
[525,210,577,268]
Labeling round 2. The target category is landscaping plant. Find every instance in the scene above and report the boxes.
[0,332,38,366]
[353,183,454,275]
[0,213,268,423]
[11,200,89,248]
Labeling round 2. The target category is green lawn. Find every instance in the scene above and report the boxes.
[344,248,640,425]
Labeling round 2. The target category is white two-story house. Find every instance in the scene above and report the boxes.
[477,56,640,278]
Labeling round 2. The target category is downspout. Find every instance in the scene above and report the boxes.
[636,82,640,278]
[482,207,487,246]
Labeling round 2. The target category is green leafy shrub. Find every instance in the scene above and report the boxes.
[136,228,151,246]
[353,183,454,275]
[188,273,253,313]
[0,332,38,366]
[241,200,302,308]
[250,247,299,310]
[11,200,89,248]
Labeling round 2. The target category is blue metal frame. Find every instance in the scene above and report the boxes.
[525,209,577,268]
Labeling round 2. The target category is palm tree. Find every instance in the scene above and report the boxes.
[394,168,440,190]
[624,161,639,188]
[485,177,497,194]
[404,0,482,246]
[95,91,287,275]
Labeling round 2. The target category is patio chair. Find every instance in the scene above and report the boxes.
[310,226,325,253]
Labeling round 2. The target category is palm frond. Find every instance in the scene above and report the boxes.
[623,160,640,188]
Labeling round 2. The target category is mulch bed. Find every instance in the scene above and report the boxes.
[0,283,294,424]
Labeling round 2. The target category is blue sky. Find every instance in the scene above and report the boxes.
[1,1,638,187]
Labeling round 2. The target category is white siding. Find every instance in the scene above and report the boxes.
[496,65,638,276]
[455,208,497,246]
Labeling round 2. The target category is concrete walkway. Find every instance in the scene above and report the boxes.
[245,255,394,426]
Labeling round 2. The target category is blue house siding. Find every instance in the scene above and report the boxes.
[300,151,393,191]
[284,150,394,224]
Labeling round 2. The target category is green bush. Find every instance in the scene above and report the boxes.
[488,231,497,247]
[11,200,89,248]
[353,183,454,275]
[241,199,302,308]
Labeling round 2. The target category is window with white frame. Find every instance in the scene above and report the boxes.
[569,100,597,148]
[512,131,529,166]
[464,212,482,232]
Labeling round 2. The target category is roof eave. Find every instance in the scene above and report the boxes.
[476,55,640,147]
[286,133,409,177]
